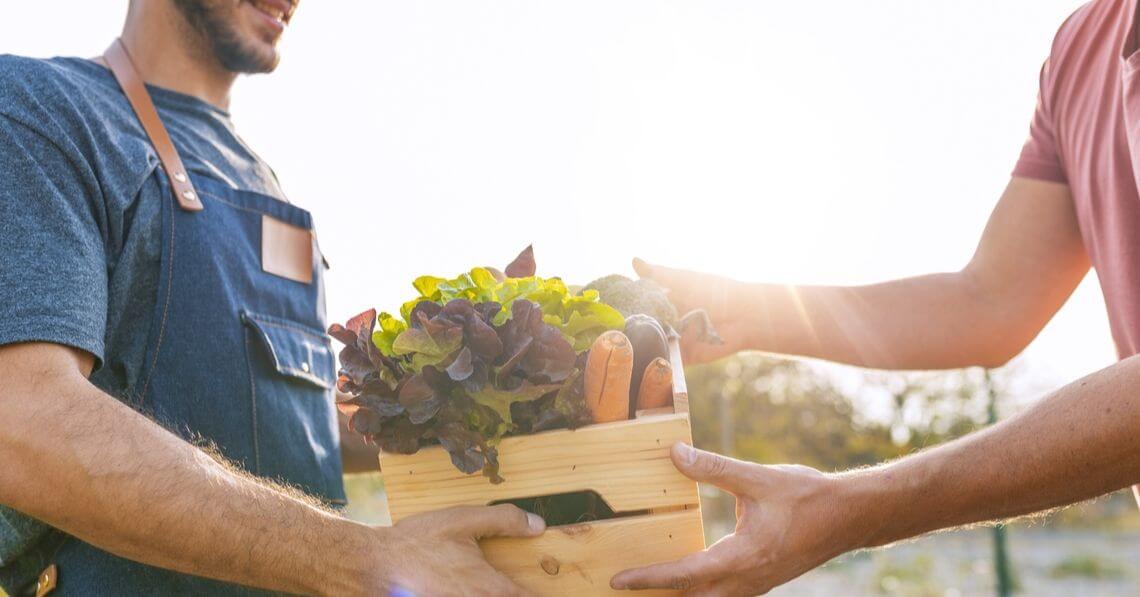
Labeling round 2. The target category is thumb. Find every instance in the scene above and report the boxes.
[671,443,759,495]
[452,504,546,540]
[632,258,696,305]
[632,257,657,280]
[632,259,732,317]
[633,257,684,290]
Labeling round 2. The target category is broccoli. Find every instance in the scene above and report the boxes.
[582,275,722,345]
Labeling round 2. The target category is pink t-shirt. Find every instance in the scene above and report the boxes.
[1015,0,1140,504]
[1014,0,1140,358]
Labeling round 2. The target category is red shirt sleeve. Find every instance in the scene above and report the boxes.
[1012,58,1068,184]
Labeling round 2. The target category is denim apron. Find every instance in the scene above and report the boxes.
[45,41,346,595]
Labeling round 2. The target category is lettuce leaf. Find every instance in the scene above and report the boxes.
[470,382,563,427]
[383,269,623,356]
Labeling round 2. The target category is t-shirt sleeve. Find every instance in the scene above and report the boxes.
[1012,58,1067,184]
[0,112,108,363]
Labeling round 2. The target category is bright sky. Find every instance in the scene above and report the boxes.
[5,1,1112,394]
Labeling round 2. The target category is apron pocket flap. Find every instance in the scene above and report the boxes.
[241,311,334,389]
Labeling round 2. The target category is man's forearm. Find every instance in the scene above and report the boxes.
[653,178,1088,370]
[737,273,1016,369]
[848,354,1140,548]
[0,363,374,594]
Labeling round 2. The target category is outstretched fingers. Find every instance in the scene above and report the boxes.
[671,442,765,496]
[632,258,738,319]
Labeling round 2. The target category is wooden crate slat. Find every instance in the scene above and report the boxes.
[667,335,689,414]
[481,509,704,596]
[383,413,698,521]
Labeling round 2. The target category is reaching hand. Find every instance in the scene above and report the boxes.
[632,258,758,365]
[374,504,545,596]
[611,444,864,596]
[675,320,760,367]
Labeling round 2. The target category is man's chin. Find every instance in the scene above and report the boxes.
[215,42,280,74]
[172,0,284,75]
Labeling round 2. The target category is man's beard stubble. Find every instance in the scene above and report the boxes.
[171,0,278,74]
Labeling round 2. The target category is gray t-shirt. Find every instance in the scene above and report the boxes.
[0,54,286,572]
[0,55,285,392]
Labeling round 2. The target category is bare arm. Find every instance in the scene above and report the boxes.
[639,177,1089,369]
[0,342,542,596]
[857,352,1140,545]
[612,354,1140,594]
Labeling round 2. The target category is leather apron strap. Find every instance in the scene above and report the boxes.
[102,38,203,212]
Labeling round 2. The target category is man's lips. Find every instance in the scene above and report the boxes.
[248,0,296,29]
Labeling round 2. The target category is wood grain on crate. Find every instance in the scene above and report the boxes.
[382,413,699,521]
[482,508,704,596]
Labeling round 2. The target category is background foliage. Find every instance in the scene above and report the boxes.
[345,352,1140,594]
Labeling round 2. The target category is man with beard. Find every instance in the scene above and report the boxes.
[612,0,1140,595]
[0,1,543,595]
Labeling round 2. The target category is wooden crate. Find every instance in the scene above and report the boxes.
[379,338,705,596]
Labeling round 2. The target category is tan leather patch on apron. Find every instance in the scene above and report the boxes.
[261,215,313,284]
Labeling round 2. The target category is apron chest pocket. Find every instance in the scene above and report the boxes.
[241,311,334,389]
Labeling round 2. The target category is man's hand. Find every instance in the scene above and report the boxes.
[374,504,545,596]
[613,351,1140,595]
[610,444,863,596]
[632,258,758,365]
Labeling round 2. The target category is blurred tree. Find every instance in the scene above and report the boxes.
[686,355,1026,472]
[690,356,903,470]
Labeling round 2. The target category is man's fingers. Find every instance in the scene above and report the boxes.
[632,258,690,295]
[631,258,734,317]
[671,443,761,495]
[632,257,655,279]
[610,547,737,591]
[452,504,546,540]
[633,257,694,290]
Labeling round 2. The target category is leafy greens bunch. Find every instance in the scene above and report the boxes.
[329,247,625,482]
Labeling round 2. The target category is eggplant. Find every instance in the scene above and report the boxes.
[623,314,670,416]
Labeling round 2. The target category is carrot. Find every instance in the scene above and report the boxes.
[635,357,673,411]
[584,330,634,423]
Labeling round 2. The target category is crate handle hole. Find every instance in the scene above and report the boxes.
[491,490,648,527]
